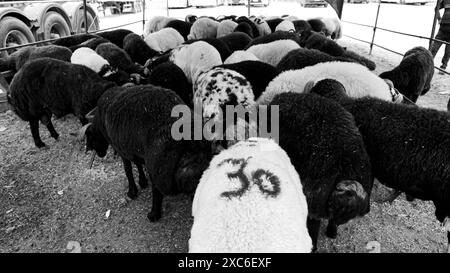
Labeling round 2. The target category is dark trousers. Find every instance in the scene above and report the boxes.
[430,24,450,68]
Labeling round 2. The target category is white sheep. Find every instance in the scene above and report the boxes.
[224,50,259,64]
[258,61,403,105]
[217,20,238,38]
[144,16,176,37]
[188,17,220,40]
[144,27,184,53]
[319,17,343,40]
[246,39,300,67]
[275,20,295,32]
[189,137,312,253]
[250,17,272,37]
[71,47,114,77]
[170,41,222,84]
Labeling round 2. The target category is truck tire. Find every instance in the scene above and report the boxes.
[74,11,99,33]
[0,17,35,58]
[43,11,71,40]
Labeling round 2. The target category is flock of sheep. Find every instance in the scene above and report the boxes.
[1,12,449,253]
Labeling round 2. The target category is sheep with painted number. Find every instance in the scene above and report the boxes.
[246,39,300,67]
[309,78,450,253]
[144,28,185,53]
[189,138,312,253]
[71,47,130,85]
[188,17,220,40]
[7,57,115,148]
[250,17,272,37]
[258,62,403,106]
[264,92,373,251]
[81,85,213,220]
[379,46,434,103]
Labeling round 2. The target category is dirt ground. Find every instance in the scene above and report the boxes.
[0,38,449,253]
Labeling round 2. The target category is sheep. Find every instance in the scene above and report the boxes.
[193,67,254,123]
[292,20,312,34]
[168,41,222,84]
[189,137,312,253]
[307,18,327,35]
[144,28,184,53]
[123,33,160,66]
[246,39,300,67]
[184,38,232,62]
[266,18,284,33]
[309,78,450,253]
[258,62,403,106]
[282,15,300,21]
[379,46,434,103]
[265,92,373,251]
[217,60,279,99]
[224,50,259,64]
[217,32,252,52]
[147,62,192,107]
[0,45,72,72]
[250,17,272,37]
[245,31,301,49]
[144,16,176,37]
[185,14,198,24]
[188,17,220,40]
[97,29,133,49]
[275,20,295,32]
[96,42,145,75]
[233,22,255,38]
[69,37,109,52]
[53,33,99,48]
[217,15,237,22]
[235,16,260,38]
[277,48,356,72]
[299,30,376,70]
[320,17,343,40]
[71,47,130,85]
[81,85,213,220]
[217,19,238,38]
[7,57,115,148]
[164,19,192,41]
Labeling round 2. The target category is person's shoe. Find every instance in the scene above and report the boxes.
[439,65,447,75]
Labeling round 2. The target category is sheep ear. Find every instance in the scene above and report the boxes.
[78,123,92,141]
[303,81,315,94]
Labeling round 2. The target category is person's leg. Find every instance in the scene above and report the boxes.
[430,28,445,58]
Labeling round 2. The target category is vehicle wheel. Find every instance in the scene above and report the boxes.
[43,11,71,40]
[0,16,35,58]
[75,11,99,34]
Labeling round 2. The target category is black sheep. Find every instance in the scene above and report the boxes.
[53,33,100,48]
[235,16,260,37]
[97,29,133,48]
[147,62,192,106]
[184,38,232,62]
[217,60,279,99]
[277,48,356,72]
[217,32,252,52]
[292,20,312,34]
[234,22,255,38]
[310,78,450,252]
[8,57,115,148]
[82,85,213,221]
[164,19,192,41]
[266,92,373,251]
[266,18,284,33]
[123,33,160,66]
[299,30,376,70]
[96,42,145,75]
[245,31,301,49]
[379,46,434,103]
[69,37,109,52]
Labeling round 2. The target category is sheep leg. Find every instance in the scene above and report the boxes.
[447,232,450,253]
[122,158,138,199]
[45,121,59,140]
[325,219,338,239]
[30,119,46,148]
[147,184,163,222]
[135,163,148,188]
[307,217,321,252]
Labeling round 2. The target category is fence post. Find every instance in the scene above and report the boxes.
[248,0,251,17]
[369,0,381,55]
[83,0,89,33]
[143,0,146,34]
[167,0,169,16]
[429,0,441,50]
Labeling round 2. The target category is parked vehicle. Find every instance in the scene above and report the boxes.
[168,0,191,8]
[381,0,431,4]
[299,0,329,7]
[347,0,369,3]
[190,0,224,7]
[246,0,270,7]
